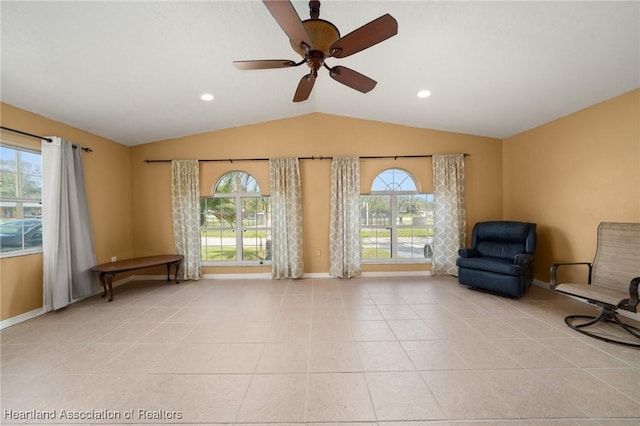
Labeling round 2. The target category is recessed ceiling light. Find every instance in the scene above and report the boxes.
[417,90,431,98]
[200,93,214,101]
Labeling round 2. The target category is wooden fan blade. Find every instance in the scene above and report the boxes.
[330,14,398,58]
[293,73,316,102]
[263,0,312,50]
[233,60,296,70]
[329,66,377,93]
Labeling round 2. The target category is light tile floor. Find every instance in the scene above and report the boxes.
[1,275,639,425]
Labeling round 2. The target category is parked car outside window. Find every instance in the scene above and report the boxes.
[0,219,42,252]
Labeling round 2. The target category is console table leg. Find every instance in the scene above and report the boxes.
[99,273,108,298]
[174,260,182,283]
[106,273,114,302]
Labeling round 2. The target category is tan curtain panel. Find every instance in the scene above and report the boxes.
[171,160,201,280]
[329,156,362,278]
[432,154,467,276]
[269,157,304,279]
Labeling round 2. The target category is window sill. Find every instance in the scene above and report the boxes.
[1,248,43,259]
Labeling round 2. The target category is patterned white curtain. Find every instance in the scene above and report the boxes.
[432,154,467,276]
[171,160,201,280]
[269,157,304,279]
[329,157,362,278]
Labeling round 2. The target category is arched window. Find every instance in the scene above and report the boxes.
[361,168,434,262]
[371,168,418,191]
[200,171,271,263]
[213,171,260,195]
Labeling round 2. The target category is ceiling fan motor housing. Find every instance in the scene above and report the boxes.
[289,19,340,58]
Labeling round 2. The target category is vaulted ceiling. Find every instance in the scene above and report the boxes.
[2,1,638,146]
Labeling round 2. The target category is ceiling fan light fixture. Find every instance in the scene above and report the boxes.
[417,90,432,98]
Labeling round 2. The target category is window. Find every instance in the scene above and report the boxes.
[0,145,42,255]
[361,168,434,262]
[200,171,271,264]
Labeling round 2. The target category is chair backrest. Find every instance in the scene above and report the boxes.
[471,221,537,260]
[592,222,640,291]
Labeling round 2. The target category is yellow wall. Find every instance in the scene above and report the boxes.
[130,113,503,274]
[503,89,640,282]
[4,89,636,322]
[0,254,43,319]
[0,103,133,320]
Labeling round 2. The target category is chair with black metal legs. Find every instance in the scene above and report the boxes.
[550,222,640,348]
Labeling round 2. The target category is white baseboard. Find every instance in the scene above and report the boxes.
[0,307,45,330]
[302,272,332,279]
[532,279,549,289]
[362,271,431,277]
[202,273,274,280]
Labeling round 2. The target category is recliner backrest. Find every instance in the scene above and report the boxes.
[471,221,537,260]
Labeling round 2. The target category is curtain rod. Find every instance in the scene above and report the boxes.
[144,154,469,163]
[1,126,93,152]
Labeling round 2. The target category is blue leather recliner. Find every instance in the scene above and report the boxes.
[456,221,537,298]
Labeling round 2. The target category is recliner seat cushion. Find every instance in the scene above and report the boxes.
[456,256,522,276]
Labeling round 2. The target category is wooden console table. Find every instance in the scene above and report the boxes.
[92,254,183,302]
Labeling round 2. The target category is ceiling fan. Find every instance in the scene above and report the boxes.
[233,0,398,102]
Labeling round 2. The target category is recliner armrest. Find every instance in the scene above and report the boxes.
[514,253,534,266]
[458,248,479,258]
[549,262,592,289]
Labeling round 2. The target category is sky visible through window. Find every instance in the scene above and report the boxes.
[214,171,260,195]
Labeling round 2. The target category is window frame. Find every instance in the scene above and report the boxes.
[361,168,433,264]
[0,143,43,258]
[200,171,271,266]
